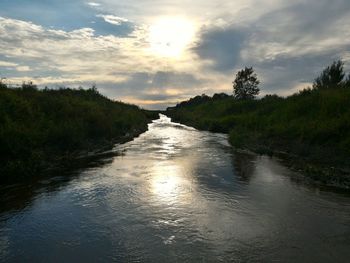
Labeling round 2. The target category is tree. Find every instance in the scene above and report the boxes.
[345,74,350,88]
[233,67,260,100]
[313,60,345,89]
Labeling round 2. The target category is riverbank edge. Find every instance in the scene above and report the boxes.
[0,118,157,185]
[166,114,350,190]
[45,124,150,169]
[234,146,350,190]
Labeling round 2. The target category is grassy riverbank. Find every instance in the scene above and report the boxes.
[166,88,350,188]
[0,83,158,182]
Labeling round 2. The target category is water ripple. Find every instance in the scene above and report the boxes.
[0,114,349,262]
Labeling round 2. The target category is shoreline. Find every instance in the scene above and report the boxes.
[234,146,350,190]
[0,121,154,185]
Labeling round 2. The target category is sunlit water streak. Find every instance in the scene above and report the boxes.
[0,115,349,262]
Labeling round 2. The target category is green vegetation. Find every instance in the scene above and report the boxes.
[0,83,158,182]
[233,67,260,99]
[166,61,350,187]
[313,60,348,90]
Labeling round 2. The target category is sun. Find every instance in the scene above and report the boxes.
[149,16,195,58]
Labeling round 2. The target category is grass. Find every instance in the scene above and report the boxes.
[0,83,158,182]
[166,88,350,188]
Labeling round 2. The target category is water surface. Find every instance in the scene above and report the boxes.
[1,115,349,262]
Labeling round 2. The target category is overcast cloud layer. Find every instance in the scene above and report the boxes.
[1,0,350,109]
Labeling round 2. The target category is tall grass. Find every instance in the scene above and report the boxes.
[0,84,157,181]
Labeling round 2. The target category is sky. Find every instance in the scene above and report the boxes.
[0,0,350,109]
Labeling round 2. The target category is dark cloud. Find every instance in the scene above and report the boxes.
[192,26,247,72]
[255,52,347,94]
[193,0,350,95]
[252,0,350,47]
[251,0,350,93]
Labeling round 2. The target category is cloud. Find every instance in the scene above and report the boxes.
[0,1,135,37]
[0,16,210,108]
[151,71,202,89]
[87,2,101,7]
[192,0,350,95]
[94,70,212,109]
[1,0,350,108]
[0,16,137,80]
[16,66,31,72]
[0,61,18,67]
[192,26,247,72]
[241,0,350,63]
[96,14,129,26]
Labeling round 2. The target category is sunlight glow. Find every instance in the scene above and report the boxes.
[149,16,195,58]
[151,164,182,200]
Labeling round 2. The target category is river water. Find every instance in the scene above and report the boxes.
[0,115,349,262]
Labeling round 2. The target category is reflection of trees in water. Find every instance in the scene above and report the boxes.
[232,151,257,182]
[0,151,118,216]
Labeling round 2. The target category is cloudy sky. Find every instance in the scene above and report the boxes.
[0,0,350,109]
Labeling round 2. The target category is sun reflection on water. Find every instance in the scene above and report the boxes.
[147,116,197,205]
[150,163,185,202]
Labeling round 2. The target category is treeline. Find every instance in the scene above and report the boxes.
[0,83,158,181]
[173,93,230,108]
[166,61,350,186]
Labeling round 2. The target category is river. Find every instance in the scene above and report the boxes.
[0,114,349,262]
